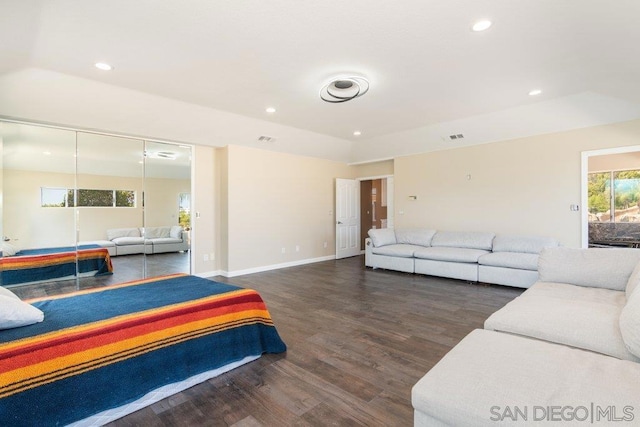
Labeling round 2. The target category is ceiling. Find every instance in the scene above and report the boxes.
[1,0,640,159]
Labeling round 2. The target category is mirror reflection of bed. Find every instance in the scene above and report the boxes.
[0,121,193,297]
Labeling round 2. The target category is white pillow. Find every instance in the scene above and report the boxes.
[2,242,19,256]
[368,228,397,247]
[0,295,44,330]
[0,286,20,300]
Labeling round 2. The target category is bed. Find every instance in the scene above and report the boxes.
[0,244,113,287]
[0,273,287,426]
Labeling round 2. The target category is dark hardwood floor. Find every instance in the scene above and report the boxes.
[97,255,521,427]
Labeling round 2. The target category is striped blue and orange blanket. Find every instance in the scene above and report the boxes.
[0,244,113,287]
[0,274,286,426]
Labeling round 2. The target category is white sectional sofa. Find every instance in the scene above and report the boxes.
[411,247,640,426]
[365,228,559,288]
[81,226,189,256]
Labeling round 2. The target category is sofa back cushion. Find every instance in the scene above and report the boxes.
[620,289,640,359]
[368,228,397,247]
[394,229,436,247]
[538,247,640,291]
[144,226,171,239]
[492,235,559,254]
[107,228,141,240]
[431,231,495,251]
[170,226,183,239]
[626,260,640,300]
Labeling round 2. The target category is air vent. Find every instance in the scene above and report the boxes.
[258,135,275,143]
[449,134,465,140]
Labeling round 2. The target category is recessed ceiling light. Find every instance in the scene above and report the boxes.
[43,151,51,156]
[472,20,492,32]
[353,131,362,136]
[95,62,113,71]
[265,107,276,113]
[529,89,542,96]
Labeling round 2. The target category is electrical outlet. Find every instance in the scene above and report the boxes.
[323,241,327,248]
[281,247,286,254]
[203,254,209,262]
[295,245,300,252]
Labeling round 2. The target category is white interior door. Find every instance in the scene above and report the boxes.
[335,178,360,259]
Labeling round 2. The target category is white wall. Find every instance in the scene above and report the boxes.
[224,145,353,274]
[393,118,640,247]
[145,177,190,227]
[4,169,76,248]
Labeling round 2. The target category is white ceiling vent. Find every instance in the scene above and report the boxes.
[257,135,275,143]
[449,133,465,140]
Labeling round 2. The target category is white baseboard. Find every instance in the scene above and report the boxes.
[195,270,223,278]
[199,255,336,278]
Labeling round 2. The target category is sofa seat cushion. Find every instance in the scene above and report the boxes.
[412,329,640,427]
[111,236,145,246]
[148,237,183,244]
[485,281,638,361]
[414,247,490,263]
[478,252,538,271]
[371,244,422,258]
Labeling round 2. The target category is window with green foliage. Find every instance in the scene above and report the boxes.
[179,193,191,230]
[588,169,640,222]
[41,188,136,208]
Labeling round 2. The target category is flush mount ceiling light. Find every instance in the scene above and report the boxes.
[265,107,276,113]
[353,131,362,136]
[320,76,369,103]
[95,62,113,71]
[528,89,542,96]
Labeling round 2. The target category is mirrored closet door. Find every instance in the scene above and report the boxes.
[0,121,192,295]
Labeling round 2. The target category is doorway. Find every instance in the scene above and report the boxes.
[360,176,394,249]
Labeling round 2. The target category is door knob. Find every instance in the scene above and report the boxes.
[337,221,343,224]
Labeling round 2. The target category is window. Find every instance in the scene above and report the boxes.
[41,188,69,207]
[179,193,191,230]
[41,188,136,208]
[588,170,640,222]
